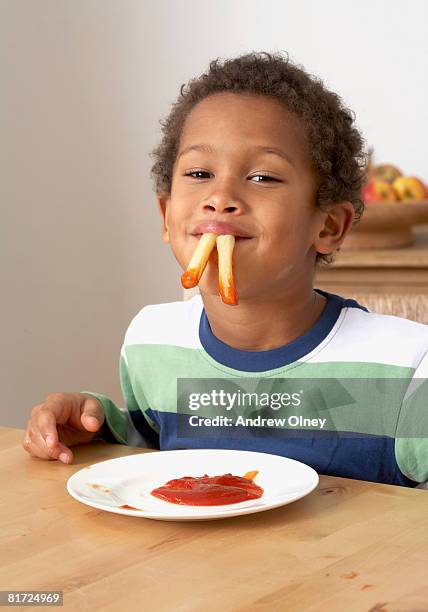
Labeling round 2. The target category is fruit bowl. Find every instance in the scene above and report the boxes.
[343,200,428,249]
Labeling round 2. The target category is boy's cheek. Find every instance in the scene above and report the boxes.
[166,235,192,270]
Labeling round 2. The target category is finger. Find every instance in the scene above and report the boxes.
[22,429,55,461]
[80,396,104,432]
[32,427,74,463]
[22,428,35,455]
[217,234,238,305]
[36,407,60,449]
[22,435,50,460]
[32,406,70,459]
[22,425,43,457]
[181,233,217,288]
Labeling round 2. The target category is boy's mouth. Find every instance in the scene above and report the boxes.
[190,220,253,241]
[192,234,252,242]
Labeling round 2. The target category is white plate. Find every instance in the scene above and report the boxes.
[66,449,319,521]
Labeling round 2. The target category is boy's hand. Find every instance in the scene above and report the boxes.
[22,392,105,464]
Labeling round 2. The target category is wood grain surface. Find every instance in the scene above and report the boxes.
[2,427,428,612]
[315,225,428,297]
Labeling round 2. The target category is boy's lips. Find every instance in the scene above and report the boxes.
[190,220,253,240]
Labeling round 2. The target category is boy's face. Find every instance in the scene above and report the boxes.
[158,92,350,301]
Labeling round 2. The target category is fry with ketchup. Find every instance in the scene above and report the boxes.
[180,221,252,306]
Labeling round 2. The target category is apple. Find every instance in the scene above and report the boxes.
[362,179,398,203]
[370,164,402,183]
[392,176,428,202]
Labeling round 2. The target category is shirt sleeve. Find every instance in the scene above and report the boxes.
[81,347,159,449]
[395,348,428,483]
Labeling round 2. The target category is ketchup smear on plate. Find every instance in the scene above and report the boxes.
[150,472,263,506]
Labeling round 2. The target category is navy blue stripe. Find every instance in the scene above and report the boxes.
[129,410,160,448]
[198,288,368,372]
[97,419,120,444]
[98,411,160,448]
[315,288,369,313]
[147,409,417,487]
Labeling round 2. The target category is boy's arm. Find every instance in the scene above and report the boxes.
[82,348,159,449]
[395,348,428,484]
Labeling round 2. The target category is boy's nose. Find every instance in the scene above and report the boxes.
[203,201,238,213]
[202,193,244,214]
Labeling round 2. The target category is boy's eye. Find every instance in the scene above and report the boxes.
[185,171,211,179]
[184,171,280,183]
[249,174,279,183]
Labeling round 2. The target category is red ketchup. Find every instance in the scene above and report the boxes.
[150,472,263,506]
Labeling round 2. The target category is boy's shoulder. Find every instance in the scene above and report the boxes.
[121,292,428,369]
[341,297,428,339]
[123,295,203,349]
[318,296,428,370]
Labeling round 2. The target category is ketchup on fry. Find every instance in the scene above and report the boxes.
[150,473,263,506]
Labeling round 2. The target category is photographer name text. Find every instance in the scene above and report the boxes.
[187,415,327,429]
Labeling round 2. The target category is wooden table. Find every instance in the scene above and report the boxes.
[2,426,428,611]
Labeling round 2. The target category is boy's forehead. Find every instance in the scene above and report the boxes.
[178,93,309,162]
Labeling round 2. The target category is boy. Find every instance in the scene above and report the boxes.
[23,52,428,487]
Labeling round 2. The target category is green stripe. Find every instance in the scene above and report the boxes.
[123,344,415,418]
[396,379,428,482]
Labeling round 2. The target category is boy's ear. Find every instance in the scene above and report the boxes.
[157,193,171,244]
[314,201,356,255]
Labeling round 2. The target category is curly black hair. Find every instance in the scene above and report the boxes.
[150,51,368,264]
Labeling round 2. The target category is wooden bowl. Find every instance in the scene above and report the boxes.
[342,200,428,249]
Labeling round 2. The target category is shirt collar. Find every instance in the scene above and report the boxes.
[198,288,348,372]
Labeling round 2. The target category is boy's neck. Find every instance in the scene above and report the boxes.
[200,288,327,352]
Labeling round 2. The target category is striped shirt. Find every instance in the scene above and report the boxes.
[84,289,428,487]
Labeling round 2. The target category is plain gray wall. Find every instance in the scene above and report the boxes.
[2,0,428,427]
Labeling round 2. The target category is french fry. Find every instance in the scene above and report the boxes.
[217,234,238,305]
[181,232,217,289]
[243,470,259,481]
